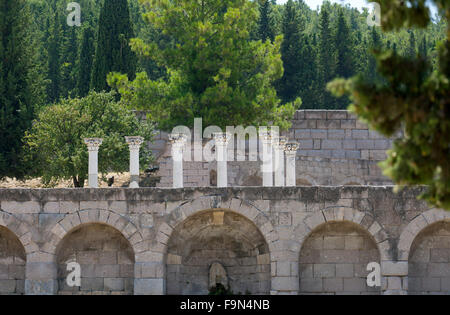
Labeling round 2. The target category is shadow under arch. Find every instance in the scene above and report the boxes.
[55,222,135,295]
[404,214,450,295]
[298,220,381,295]
[165,209,271,295]
[292,207,388,295]
[0,225,26,295]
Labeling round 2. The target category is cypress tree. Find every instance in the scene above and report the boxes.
[0,0,38,178]
[277,0,316,107]
[367,26,382,84]
[91,0,137,92]
[334,9,354,109]
[60,26,79,98]
[77,26,95,97]
[258,0,275,42]
[47,5,62,102]
[419,36,428,58]
[407,30,417,57]
[317,4,336,109]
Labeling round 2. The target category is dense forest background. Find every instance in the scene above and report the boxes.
[1,0,448,187]
[27,0,447,110]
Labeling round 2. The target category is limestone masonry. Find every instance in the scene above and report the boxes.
[0,110,448,295]
[152,110,399,188]
[0,187,449,295]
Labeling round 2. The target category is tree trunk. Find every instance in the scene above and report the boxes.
[73,176,85,188]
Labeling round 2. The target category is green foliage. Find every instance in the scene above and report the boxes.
[317,3,336,109]
[23,92,154,187]
[258,0,276,42]
[26,0,445,111]
[0,0,42,179]
[77,26,95,97]
[208,284,235,295]
[328,1,450,210]
[60,26,78,98]
[116,0,296,130]
[277,0,315,107]
[46,3,62,102]
[91,0,137,92]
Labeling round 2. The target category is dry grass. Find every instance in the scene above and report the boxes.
[0,173,132,189]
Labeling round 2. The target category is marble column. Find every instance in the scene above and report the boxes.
[169,134,187,188]
[125,136,144,188]
[84,138,103,188]
[260,130,274,187]
[284,142,299,187]
[213,132,231,188]
[274,136,288,187]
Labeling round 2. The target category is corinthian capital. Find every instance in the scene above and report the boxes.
[84,138,103,151]
[125,136,144,150]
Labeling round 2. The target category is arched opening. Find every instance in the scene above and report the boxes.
[210,170,217,187]
[296,179,313,186]
[242,175,262,187]
[408,221,450,295]
[56,223,135,295]
[344,182,362,186]
[0,226,26,295]
[298,221,380,295]
[166,210,270,295]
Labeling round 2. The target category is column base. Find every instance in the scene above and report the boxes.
[88,174,98,188]
[130,175,140,188]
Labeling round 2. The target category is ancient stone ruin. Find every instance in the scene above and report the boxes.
[0,110,448,295]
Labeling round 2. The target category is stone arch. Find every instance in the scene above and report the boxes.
[55,222,135,295]
[344,182,363,186]
[398,209,450,295]
[295,208,388,259]
[398,209,450,261]
[0,225,26,294]
[241,174,262,187]
[159,196,279,254]
[0,210,35,256]
[296,174,316,186]
[338,177,365,186]
[47,209,143,258]
[294,208,387,295]
[165,209,271,295]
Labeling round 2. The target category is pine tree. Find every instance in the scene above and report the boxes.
[77,26,95,97]
[0,0,39,178]
[91,0,137,92]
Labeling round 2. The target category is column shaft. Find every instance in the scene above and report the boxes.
[84,138,103,188]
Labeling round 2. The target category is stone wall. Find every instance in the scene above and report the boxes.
[56,223,134,295]
[0,226,25,294]
[299,222,380,295]
[152,110,397,188]
[408,221,450,294]
[0,187,449,295]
